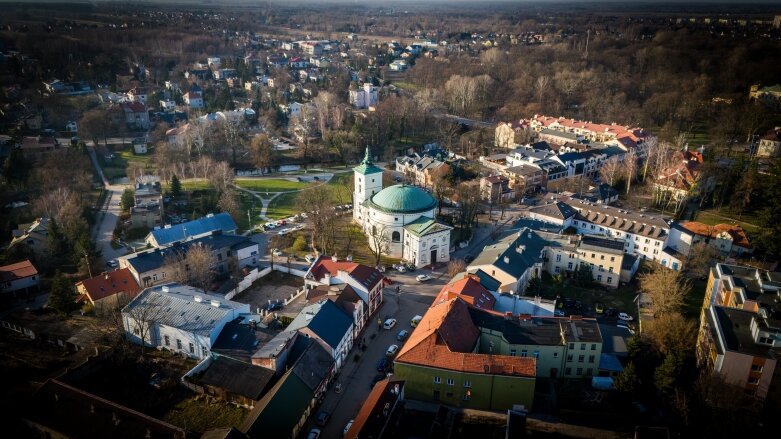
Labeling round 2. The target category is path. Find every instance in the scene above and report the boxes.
[86,145,128,263]
[232,172,344,221]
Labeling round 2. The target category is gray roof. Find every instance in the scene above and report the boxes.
[123,233,255,275]
[196,356,275,400]
[579,235,625,255]
[540,128,578,141]
[149,212,237,247]
[709,306,778,358]
[211,319,276,363]
[468,307,602,345]
[564,197,670,239]
[468,228,549,280]
[528,201,578,220]
[122,283,248,336]
[286,300,353,350]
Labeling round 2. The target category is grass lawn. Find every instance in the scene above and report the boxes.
[694,208,760,235]
[265,172,353,220]
[235,178,312,193]
[237,191,264,230]
[100,146,152,180]
[163,179,213,192]
[393,81,422,91]
[266,192,299,220]
[162,395,247,434]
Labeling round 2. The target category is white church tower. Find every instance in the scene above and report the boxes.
[353,146,383,224]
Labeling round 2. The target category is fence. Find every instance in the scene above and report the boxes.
[222,264,307,300]
[180,356,212,393]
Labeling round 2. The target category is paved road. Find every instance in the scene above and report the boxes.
[87,146,128,263]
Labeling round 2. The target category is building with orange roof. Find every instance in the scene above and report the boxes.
[0,259,39,295]
[344,378,405,439]
[435,274,497,310]
[670,221,753,257]
[75,268,141,312]
[653,149,714,209]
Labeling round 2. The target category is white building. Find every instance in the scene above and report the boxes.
[349,83,379,109]
[122,283,253,360]
[353,148,452,267]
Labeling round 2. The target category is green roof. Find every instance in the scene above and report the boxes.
[367,184,437,214]
[404,217,453,237]
[353,146,383,175]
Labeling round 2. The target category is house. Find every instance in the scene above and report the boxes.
[184,84,204,109]
[120,231,258,288]
[305,256,385,331]
[288,57,309,69]
[211,319,276,364]
[654,149,711,208]
[194,356,275,408]
[668,221,753,257]
[109,101,150,130]
[301,42,323,56]
[145,212,237,248]
[75,268,141,312]
[389,59,409,71]
[503,165,545,195]
[122,283,252,359]
[23,379,187,439]
[0,260,39,295]
[130,180,163,229]
[127,87,148,104]
[286,299,354,370]
[395,153,449,189]
[19,136,58,162]
[393,298,537,411]
[241,337,334,439]
[494,120,532,149]
[132,138,148,155]
[466,228,549,294]
[160,99,176,111]
[757,127,781,158]
[435,274,497,310]
[9,217,50,258]
[344,378,405,439]
[480,175,513,202]
[350,82,379,109]
[65,120,78,132]
[213,68,238,81]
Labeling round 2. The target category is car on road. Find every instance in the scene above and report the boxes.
[410,315,423,327]
[618,312,634,321]
[272,248,283,257]
[376,358,389,372]
[305,254,316,263]
[383,318,397,330]
[343,420,354,437]
[386,344,399,357]
[595,302,604,314]
[404,263,417,272]
[107,259,118,269]
[393,264,406,273]
[277,229,290,235]
[397,329,409,341]
[464,255,475,263]
[315,410,330,426]
[605,308,617,317]
[264,222,276,229]
[415,274,432,282]
[307,428,321,439]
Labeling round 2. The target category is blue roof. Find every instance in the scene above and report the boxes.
[473,269,501,292]
[150,213,237,246]
[307,300,353,349]
[126,233,253,275]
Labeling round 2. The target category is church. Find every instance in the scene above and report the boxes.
[353,148,452,268]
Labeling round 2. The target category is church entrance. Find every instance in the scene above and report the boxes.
[430,249,437,264]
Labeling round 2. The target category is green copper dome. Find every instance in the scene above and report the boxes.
[367,184,437,214]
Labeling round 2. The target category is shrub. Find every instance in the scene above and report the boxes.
[292,235,307,252]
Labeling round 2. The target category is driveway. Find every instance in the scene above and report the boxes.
[87,146,128,264]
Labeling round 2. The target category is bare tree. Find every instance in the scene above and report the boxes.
[447,259,467,277]
[638,266,692,316]
[186,244,217,294]
[250,133,275,175]
[217,188,241,221]
[622,149,639,195]
[367,224,391,266]
[296,185,339,254]
[534,75,550,103]
[644,312,697,356]
[208,160,235,194]
[123,293,166,357]
[600,156,622,187]
[684,242,717,279]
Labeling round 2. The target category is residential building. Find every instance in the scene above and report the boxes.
[211,319,276,364]
[354,148,452,267]
[526,114,649,153]
[480,175,513,202]
[502,165,544,195]
[465,228,548,294]
[286,299,354,370]
[19,136,58,162]
[127,87,148,104]
[24,379,187,439]
[241,337,334,439]
[750,84,781,110]
[120,231,258,287]
[395,153,449,189]
[75,268,141,312]
[389,59,409,71]
[757,127,781,158]
[130,180,163,229]
[394,298,537,411]
[654,149,712,205]
[344,378,405,439]
[9,217,50,258]
[301,42,323,56]
[184,84,204,109]
[544,234,626,289]
[194,356,275,408]
[109,101,150,130]
[350,82,379,109]
[0,260,39,295]
[668,221,753,257]
[145,212,237,248]
[305,255,385,331]
[494,120,533,149]
[122,283,252,359]
[702,264,781,314]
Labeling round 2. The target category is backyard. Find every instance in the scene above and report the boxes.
[100,144,152,181]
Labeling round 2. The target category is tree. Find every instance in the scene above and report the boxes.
[599,156,622,187]
[292,235,308,252]
[615,361,639,394]
[447,259,466,277]
[644,312,696,357]
[296,185,339,254]
[431,167,453,216]
[208,160,235,194]
[654,352,685,397]
[622,149,638,195]
[49,271,80,316]
[186,244,216,294]
[120,188,135,212]
[79,109,111,147]
[123,292,165,356]
[684,242,717,280]
[217,188,241,221]
[170,174,182,198]
[527,274,542,296]
[250,133,275,174]
[574,263,594,287]
[638,266,691,316]
[368,224,390,266]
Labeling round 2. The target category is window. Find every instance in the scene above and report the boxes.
[569,343,574,350]
[553,352,559,358]
[434,376,441,384]
[581,344,586,350]
[610,256,615,262]
[533,350,540,359]
[202,347,207,357]
[189,343,194,354]
[567,354,573,362]
[645,238,650,244]
[510,349,517,357]
[600,255,605,260]
[576,367,583,375]
[597,275,602,282]
[608,267,614,273]
[748,377,760,385]
[586,368,593,376]
[591,253,595,258]
[133,328,139,335]
[176,339,182,349]
[164,335,170,346]
[565,367,572,375]
[751,364,764,372]
[447,378,454,386]
[555,267,560,273]
[463,380,471,388]
[520,350,528,357]
[556,254,561,262]
[759,337,772,345]
[588,355,595,363]
[599,265,604,272]
[567,262,573,270]
[591,344,597,351]
[463,392,471,401]
[578,355,585,363]
[392,231,401,242]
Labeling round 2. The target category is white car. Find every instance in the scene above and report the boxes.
[395,264,406,273]
[415,274,432,282]
[264,222,276,229]
[343,420,354,437]
[300,213,308,219]
[305,254,316,263]
[272,248,283,257]
[383,318,397,330]
[618,312,634,321]
[386,344,399,356]
[277,229,290,235]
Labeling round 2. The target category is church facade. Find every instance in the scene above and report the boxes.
[353,148,452,268]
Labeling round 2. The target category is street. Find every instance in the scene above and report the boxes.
[86,145,129,264]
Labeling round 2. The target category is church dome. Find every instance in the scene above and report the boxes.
[367,184,437,214]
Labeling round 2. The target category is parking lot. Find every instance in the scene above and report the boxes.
[232,271,307,318]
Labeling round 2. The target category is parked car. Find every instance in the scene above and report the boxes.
[618,312,634,321]
[106,259,118,268]
[315,411,330,426]
[415,274,432,282]
[554,309,566,317]
[277,229,290,235]
[376,358,389,372]
[464,255,475,263]
[305,254,316,263]
[264,300,283,312]
[371,373,386,388]
[272,248,283,257]
[605,308,617,317]
[410,315,423,327]
[595,302,604,314]
[386,344,399,356]
[397,329,409,341]
[343,420,354,437]
[404,263,417,272]
[264,222,276,229]
[307,428,321,438]
[383,318,397,330]
[394,264,406,273]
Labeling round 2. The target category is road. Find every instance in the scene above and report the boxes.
[86,146,128,263]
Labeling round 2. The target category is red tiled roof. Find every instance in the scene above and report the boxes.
[346,378,404,438]
[680,222,752,249]
[309,256,384,291]
[75,268,141,302]
[435,275,496,310]
[527,114,646,145]
[123,101,146,113]
[0,259,37,282]
[396,298,535,377]
[761,127,781,142]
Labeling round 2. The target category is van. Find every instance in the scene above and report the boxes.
[410,315,423,327]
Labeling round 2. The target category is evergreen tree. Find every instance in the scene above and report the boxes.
[170,174,182,199]
[120,188,135,212]
[49,271,80,316]
[615,361,639,394]
[574,263,594,287]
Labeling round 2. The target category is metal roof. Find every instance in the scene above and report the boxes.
[367,184,437,214]
[149,212,237,247]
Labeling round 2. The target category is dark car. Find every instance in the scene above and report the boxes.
[404,263,417,272]
[605,308,617,317]
[376,357,389,372]
[371,373,386,388]
[315,410,330,426]
[464,255,475,263]
[563,298,575,308]
[264,300,283,312]
[397,329,410,342]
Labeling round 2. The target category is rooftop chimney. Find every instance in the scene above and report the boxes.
[331,255,338,262]
[210,299,220,308]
